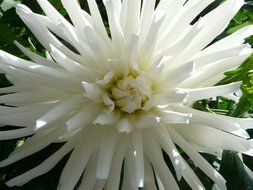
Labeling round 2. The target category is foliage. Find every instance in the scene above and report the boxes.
[0,0,253,189]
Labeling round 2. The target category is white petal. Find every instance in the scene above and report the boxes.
[50,45,98,82]
[61,0,91,31]
[66,103,101,131]
[123,34,139,66]
[106,135,128,190]
[82,82,103,103]
[83,26,110,61]
[149,56,166,77]
[93,111,120,125]
[6,136,76,187]
[39,15,98,64]
[16,4,82,63]
[37,0,68,25]
[123,148,140,189]
[144,133,180,190]
[36,95,84,129]
[138,0,156,42]
[155,173,165,190]
[0,104,52,127]
[136,114,159,129]
[120,0,141,38]
[103,0,125,51]
[0,91,65,103]
[58,128,98,190]
[96,70,115,86]
[131,130,145,187]
[158,0,213,51]
[182,160,205,190]
[116,118,133,133]
[138,11,165,66]
[159,110,192,124]
[233,119,253,130]
[0,128,34,140]
[0,65,78,93]
[169,127,227,190]
[204,25,253,54]
[184,81,242,102]
[132,74,152,97]
[181,50,252,88]
[163,61,195,86]
[0,86,22,94]
[158,18,205,58]
[86,0,110,43]
[143,90,188,110]
[193,44,252,67]
[152,127,186,180]
[174,105,250,139]
[173,0,244,65]
[102,94,115,113]
[0,50,80,92]
[96,128,120,179]
[156,0,187,38]
[175,123,250,153]
[14,41,59,68]
[93,179,107,190]
[0,127,64,167]
[143,158,157,190]
[77,154,98,190]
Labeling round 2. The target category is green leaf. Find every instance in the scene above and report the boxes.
[218,54,253,85]
[220,151,253,190]
[229,93,253,117]
[217,54,253,116]
[227,21,253,34]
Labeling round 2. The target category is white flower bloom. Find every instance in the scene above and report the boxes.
[0,0,253,189]
[0,0,20,11]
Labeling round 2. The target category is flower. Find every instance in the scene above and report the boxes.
[0,0,20,12]
[0,0,253,189]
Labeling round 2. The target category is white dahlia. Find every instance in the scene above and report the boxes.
[0,0,253,189]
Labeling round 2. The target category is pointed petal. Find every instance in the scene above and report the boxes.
[174,105,250,139]
[131,130,145,187]
[120,0,141,38]
[136,114,159,129]
[169,127,228,190]
[57,128,98,190]
[0,127,64,167]
[96,128,120,179]
[184,81,242,102]
[144,133,180,190]
[77,154,98,190]
[66,104,101,132]
[86,0,110,43]
[173,0,245,64]
[6,136,76,187]
[103,0,125,51]
[204,25,253,54]
[152,127,186,180]
[106,135,129,189]
[93,111,120,125]
[0,128,34,140]
[36,95,84,129]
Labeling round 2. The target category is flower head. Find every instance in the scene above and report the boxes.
[0,0,253,189]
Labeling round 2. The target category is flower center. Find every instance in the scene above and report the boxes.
[110,74,152,113]
[83,64,155,115]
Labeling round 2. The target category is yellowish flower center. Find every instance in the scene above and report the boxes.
[110,74,151,113]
